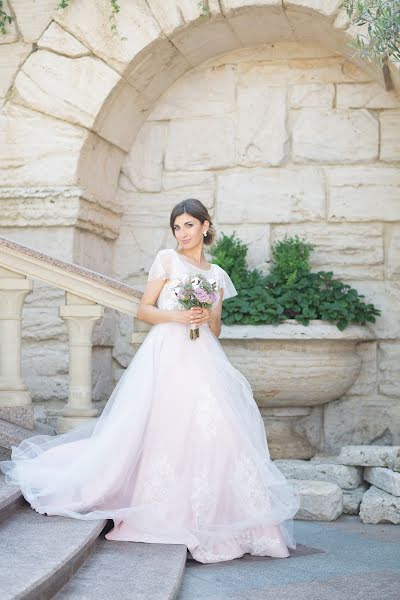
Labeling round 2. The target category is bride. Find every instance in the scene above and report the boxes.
[0,198,300,564]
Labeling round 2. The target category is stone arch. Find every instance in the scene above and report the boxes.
[2,0,399,214]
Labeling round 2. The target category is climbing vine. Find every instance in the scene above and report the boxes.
[0,0,12,35]
[58,0,121,36]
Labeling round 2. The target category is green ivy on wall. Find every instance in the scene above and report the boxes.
[0,0,12,35]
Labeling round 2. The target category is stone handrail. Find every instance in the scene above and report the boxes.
[0,236,141,316]
[0,235,144,434]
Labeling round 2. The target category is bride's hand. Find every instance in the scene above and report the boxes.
[176,307,211,326]
[189,307,211,325]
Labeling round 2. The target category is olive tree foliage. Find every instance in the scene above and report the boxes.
[340,0,400,65]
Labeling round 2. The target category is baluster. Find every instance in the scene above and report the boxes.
[58,292,103,433]
[0,267,33,425]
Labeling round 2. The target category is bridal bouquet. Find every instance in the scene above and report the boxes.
[173,274,219,340]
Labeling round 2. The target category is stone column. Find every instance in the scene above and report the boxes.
[0,267,33,415]
[58,292,103,433]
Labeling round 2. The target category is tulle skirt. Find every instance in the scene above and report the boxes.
[0,321,300,563]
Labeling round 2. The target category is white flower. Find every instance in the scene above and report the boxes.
[191,276,202,288]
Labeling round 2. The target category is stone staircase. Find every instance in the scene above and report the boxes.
[0,474,187,600]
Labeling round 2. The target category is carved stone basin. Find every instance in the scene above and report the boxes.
[219,320,375,459]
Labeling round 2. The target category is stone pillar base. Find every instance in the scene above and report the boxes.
[0,389,32,407]
[260,407,315,460]
[56,414,98,434]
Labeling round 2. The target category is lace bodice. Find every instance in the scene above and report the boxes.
[147,248,238,311]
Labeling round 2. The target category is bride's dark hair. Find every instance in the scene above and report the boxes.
[170,199,216,246]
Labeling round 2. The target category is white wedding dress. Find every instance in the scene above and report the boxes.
[0,248,300,563]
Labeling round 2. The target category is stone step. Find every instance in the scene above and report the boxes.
[289,478,343,521]
[0,405,35,429]
[0,504,106,600]
[0,473,25,524]
[0,417,55,459]
[55,532,187,600]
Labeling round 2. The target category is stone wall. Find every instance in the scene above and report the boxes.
[0,1,399,451]
[115,42,400,453]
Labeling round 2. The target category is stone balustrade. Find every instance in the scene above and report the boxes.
[0,235,141,434]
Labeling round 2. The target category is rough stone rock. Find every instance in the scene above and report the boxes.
[289,479,343,521]
[337,445,400,471]
[364,466,400,497]
[274,458,362,489]
[343,484,369,515]
[359,485,400,524]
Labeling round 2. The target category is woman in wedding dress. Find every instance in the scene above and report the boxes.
[0,198,300,564]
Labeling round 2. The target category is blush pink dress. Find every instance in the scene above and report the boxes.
[0,248,300,563]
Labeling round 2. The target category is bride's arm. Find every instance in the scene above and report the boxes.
[136,279,184,325]
[208,289,223,338]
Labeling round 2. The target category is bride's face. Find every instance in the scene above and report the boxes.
[173,212,208,250]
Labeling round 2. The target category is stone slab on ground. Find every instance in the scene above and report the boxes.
[337,445,400,471]
[359,485,400,524]
[364,466,400,497]
[275,459,362,489]
[289,479,343,521]
[342,484,368,515]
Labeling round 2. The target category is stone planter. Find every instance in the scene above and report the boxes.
[219,320,375,460]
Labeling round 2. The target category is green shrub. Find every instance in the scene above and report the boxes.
[209,232,381,331]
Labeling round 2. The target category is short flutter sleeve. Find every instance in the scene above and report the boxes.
[147,249,171,282]
[217,267,238,301]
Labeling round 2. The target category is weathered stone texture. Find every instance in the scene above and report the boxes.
[289,479,343,521]
[359,485,400,524]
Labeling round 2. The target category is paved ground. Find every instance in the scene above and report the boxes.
[178,515,400,600]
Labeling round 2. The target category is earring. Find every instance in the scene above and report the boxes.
[203,232,207,237]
